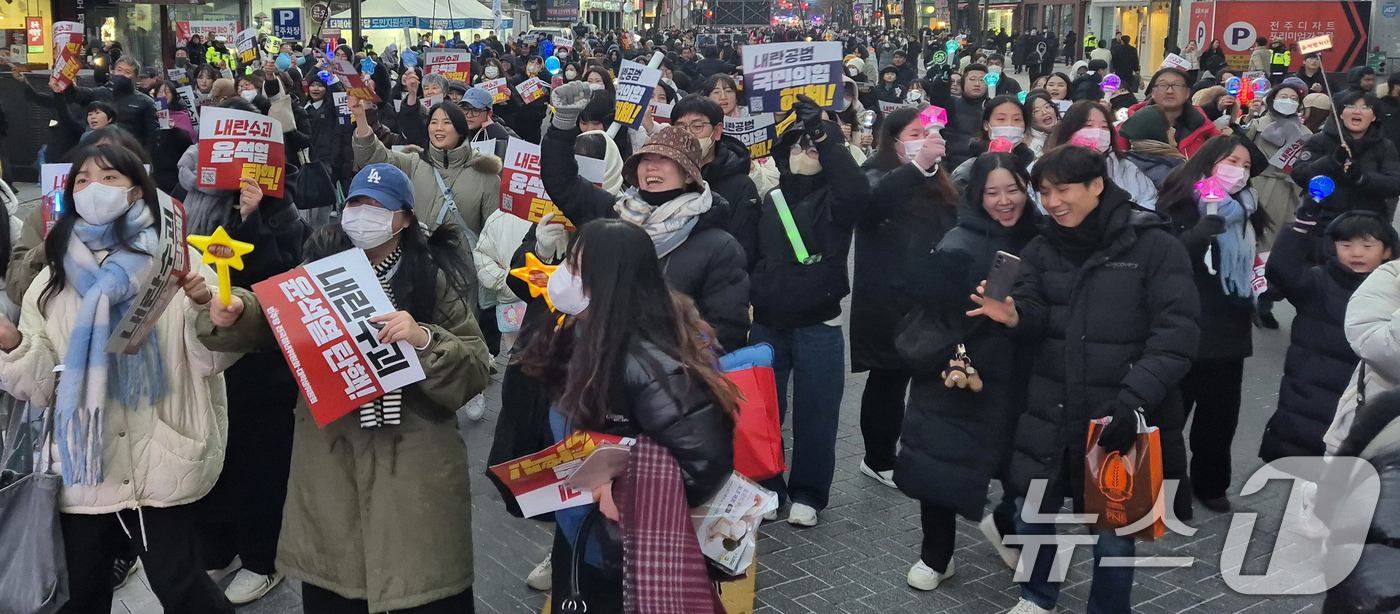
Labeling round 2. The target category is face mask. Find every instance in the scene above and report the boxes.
[341,205,400,249]
[847,66,860,76]
[589,83,604,91]
[1070,127,1111,152]
[527,65,541,75]
[1212,163,1249,194]
[988,126,1022,141]
[111,74,133,93]
[789,151,822,175]
[1273,97,1299,116]
[484,66,499,78]
[276,53,293,72]
[900,139,924,163]
[175,57,190,67]
[566,69,578,79]
[74,183,134,226]
[697,136,715,159]
[240,89,258,101]
[547,266,590,315]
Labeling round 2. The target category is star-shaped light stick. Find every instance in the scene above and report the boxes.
[187,226,255,306]
[509,252,558,312]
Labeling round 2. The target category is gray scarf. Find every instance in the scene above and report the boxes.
[1259,113,1309,149]
[613,184,713,257]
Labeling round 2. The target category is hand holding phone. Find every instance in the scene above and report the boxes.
[982,251,1022,302]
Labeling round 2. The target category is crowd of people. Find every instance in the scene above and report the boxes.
[3,20,1400,614]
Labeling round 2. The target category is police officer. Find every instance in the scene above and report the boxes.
[1270,38,1292,84]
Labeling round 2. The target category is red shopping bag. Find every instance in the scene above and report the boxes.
[1084,412,1165,540]
[726,366,786,481]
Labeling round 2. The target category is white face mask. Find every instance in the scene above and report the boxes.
[697,136,715,159]
[789,150,822,175]
[484,66,499,78]
[900,139,924,163]
[588,83,604,91]
[1071,127,1112,152]
[74,183,134,226]
[1273,97,1300,116]
[988,126,1022,141]
[566,69,578,79]
[547,266,590,315]
[341,205,400,249]
[240,89,258,101]
[1212,163,1249,194]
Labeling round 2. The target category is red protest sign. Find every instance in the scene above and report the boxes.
[424,49,471,83]
[487,431,634,518]
[478,77,510,104]
[251,249,426,427]
[51,22,83,92]
[326,58,380,102]
[197,106,286,198]
[516,77,547,104]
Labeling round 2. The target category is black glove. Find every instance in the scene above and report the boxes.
[792,94,825,140]
[1092,400,1141,455]
[1194,213,1227,236]
[1294,199,1324,227]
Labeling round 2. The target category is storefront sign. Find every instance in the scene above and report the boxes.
[176,20,240,42]
[197,106,287,197]
[614,59,662,128]
[1198,0,1369,71]
[311,2,330,22]
[547,0,581,20]
[272,8,303,41]
[742,41,843,113]
[26,17,43,54]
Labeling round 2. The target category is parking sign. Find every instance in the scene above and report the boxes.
[273,8,303,40]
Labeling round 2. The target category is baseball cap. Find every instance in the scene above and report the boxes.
[139,67,160,79]
[462,87,493,109]
[346,164,415,211]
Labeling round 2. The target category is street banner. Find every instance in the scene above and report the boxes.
[723,113,778,159]
[1198,0,1370,71]
[425,49,471,83]
[614,59,662,129]
[487,431,635,518]
[516,77,547,103]
[51,21,83,93]
[176,20,240,42]
[648,101,673,125]
[167,67,190,87]
[326,58,380,101]
[742,41,843,113]
[197,106,287,198]
[251,249,427,427]
[26,17,43,54]
[478,77,511,104]
[105,191,189,355]
[499,137,607,229]
[235,28,258,65]
[1190,2,1215,51]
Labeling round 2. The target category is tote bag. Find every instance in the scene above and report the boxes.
[721,344,786,481]
[0,402,68,613]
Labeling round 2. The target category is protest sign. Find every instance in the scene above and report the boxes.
[499,137,608,229]
[516,77,547,104]
[326,58,380,102]
[1159,53,1192,71]
[1269,137,1308,172]
[175,85,201,132]
[742,40,843,113]
[157,99,172,130]
[478,77,511,104]
[1298,34,1333,55]
[878,100,913,115]
[648,101,673,125]
[105,192,189,354]
[424,49,472,83]
[251,249,427,427]
[333,92,352,125]
[723,113,778,159]
[167,67,190,87]
[176,20,240,42]
[487,431,635,517]
[236,28,258,65]
[51,21,84,92]
[555,35,574,49]
[614,59,662,128]
[198,106,286,197]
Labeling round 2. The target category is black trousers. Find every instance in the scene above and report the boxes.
[860,368,910,472]
[477,308,501,357]
[550,526,622,614]
[1180,358,1246,500]
[200,510,281,575]
[58,505,234,614]
[919,503,957,574]
[302,583,475,613]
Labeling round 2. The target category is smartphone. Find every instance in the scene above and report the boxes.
[983,251,1022,303]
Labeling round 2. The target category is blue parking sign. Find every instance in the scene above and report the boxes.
[273,8,303,40]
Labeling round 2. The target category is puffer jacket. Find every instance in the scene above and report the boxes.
[472,209,533,307]
[305,94,355,186]
[1320,389,1400,614]
[1261,221,1374,461]
[943,93,990,169]
[1007,185,1200,506]
[1291,122,1400,224]
[0,245,236,513]
[1331,258,1400,454]
[704,135,762,269]
[354,132,503,235]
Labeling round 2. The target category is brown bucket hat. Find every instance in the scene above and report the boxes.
[623,124,705,189]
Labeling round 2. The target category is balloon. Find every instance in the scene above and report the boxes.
[1309,175,1336,201]
[984,72,1000,87]
[1018,91,1027,103]
[1101,73,1121,92]
[545,56,561,74]
[945,40,959,54]
[1226,76,1242,96]
[1252,77,1270,94]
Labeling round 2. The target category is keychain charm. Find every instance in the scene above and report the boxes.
[942,344,983,392]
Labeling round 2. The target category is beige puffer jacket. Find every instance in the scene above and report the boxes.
[353,133,503,236]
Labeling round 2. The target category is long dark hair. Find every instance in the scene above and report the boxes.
[1158,134,1269,235]
[873,107,959,206]
[963,151,1031,208]
[583,66,616,97]
[42,144,162,314]
[1048,100,1120,152]
[516,219,738,431]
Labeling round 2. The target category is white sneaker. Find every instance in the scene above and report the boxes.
[979,514,1021,571]
[525,555,552,591]
[464,395,487,421]
[906,558,955,590]
[787,503,818,527]
[762,509,778,522]
[1294,481,1330,539]
[859,460,897,489]
[224,569,283,605]
[1007,598,1058,614]
[206,556,242,583]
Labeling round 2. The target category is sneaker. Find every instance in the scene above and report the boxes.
[787,503,818,527]
[1007,598,1058,614]
[1294,481,1330,539]
[224,569,283,605]
[112,556,141,590]
[978,514,1021,571]
[464,395,487,421]
[762,509,778,522]
[525,555,552,591]
[859,460,897,489]
[906,558,955,590]
[207,556,242,584]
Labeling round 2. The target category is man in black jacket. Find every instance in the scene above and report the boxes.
[891,50,917,87]
[53,56,159,151]
[1111,35,1141,92]
[943,63,992,168]
[671,95,761,266]
[968,146,1199,614]
[696,45,737,78]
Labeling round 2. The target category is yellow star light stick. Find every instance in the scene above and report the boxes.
[509,252,565,324]
[187,226,255,306]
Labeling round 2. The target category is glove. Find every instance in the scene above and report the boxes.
[550,81,593,130]
[914,131,945,170]
[1195,214,1227,236]
[1092,400,1141,455]
[792,94,825,140]
[1294,199,1323,228]
[535,212,570,263]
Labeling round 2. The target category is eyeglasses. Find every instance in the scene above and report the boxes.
[463,107,488,117]
[965,76,985,83]
[1153,83,1189,92]
[679,120,714,135]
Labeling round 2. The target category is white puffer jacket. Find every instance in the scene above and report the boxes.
[0,246,237,514]
[1331,260,1400,452]
[472,209,534,307]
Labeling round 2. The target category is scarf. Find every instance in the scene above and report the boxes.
[359,246,403,428]
[1259,113,1309,149]
[1044,203,1109,266]
[1201,188,1259,298]
[614,185,713,258]
[614,435,726,614]
[55,203,168,486]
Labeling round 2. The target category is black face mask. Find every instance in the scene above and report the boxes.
[639,186,685,206]
[111,74,134,94]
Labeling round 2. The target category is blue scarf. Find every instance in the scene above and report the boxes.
[1200,188,1258,299]
[54,203,170,486]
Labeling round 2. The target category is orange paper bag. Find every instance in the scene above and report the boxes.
[1085,411,1165,540]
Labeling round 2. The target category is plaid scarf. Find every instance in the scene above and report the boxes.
[615,435,725,614]
[359,246,403,429]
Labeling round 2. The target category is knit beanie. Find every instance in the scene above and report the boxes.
[1117,105,1172,143]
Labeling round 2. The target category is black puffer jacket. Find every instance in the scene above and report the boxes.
[943,93,990,169]
[540,126,751,352]
[1260,218,1378,461]
[750,120,870,329]
[704,135,762,269]
[850,158,958,372]
[1162,191,1255,361]
[1321,389,1400,614]
[892,190,1039,519]
[304,95,355,186]
[1008,185,1200,506]
[71,83,160,151]
[1291,122,1400,223]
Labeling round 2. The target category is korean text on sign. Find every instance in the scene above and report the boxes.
[424,50,472,83]
[478,78,511,104]
[723,113,778,159]
[498,137,608,229]
[487,431,634,518]
[197,106,287,197]
[613,59,662,129]
[742,41,843,113]
[326,58,381,102]
[251,249,426,427]
[51,21,84,92]
[516,77,548,104]
[235,28,258,64]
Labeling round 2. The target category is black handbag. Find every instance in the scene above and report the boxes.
[294,152,341,210]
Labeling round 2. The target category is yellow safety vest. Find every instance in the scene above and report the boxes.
[1086,34,1097,47]
[1271,50,1291,67]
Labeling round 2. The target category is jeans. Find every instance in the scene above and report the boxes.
[1014,485,1136,613]
[751,322,845,511]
